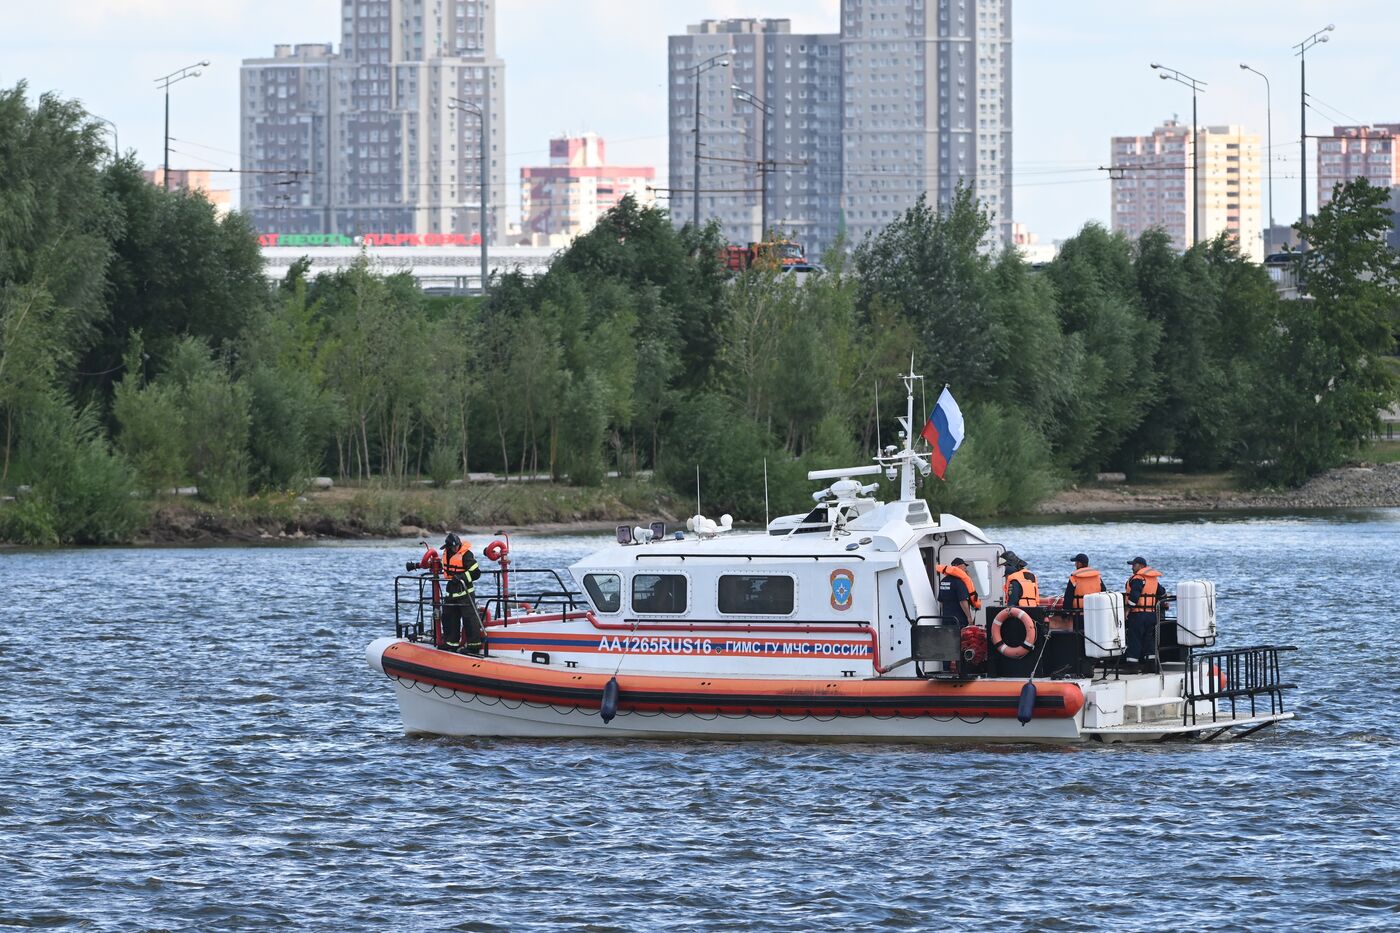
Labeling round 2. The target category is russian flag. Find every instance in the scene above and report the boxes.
[920,387,964,480]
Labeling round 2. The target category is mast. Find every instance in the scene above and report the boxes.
[896,370,919,501]
[807,367,930,503]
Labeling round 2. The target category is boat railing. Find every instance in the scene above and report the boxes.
[393,573,439,641]
[476,567,584,623]
[393,568,584,640]
[1181,644,1298,730]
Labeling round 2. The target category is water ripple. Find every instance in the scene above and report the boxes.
[1,516,1398,930]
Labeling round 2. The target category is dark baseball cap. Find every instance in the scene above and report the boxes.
[998,550,1019,566]
[950,557,967,566]
[1071,553,1089,564]
[1129,556,1147,566]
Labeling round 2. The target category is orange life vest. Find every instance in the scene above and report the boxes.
[1124,568,1163,616]
[443,547,480,599]
[1003,569,1040,607]
[936,564,982,610]
[1068,567,1105,612]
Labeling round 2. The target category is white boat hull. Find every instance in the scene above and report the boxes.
[384,672,1085,742]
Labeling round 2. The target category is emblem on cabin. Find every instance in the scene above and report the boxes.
[830,569,855,611]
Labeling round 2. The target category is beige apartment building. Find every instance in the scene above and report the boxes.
[1317,123,1400,208]
[1110,120,1262,260]
[520,134,656,247]
[142,169,234,216]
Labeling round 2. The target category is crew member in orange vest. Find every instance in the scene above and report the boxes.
[936,558,981,627]
[1061,553,1105,626]
[999,551,1040,608]
[1124,556,1165,670]
[441,533,483,653]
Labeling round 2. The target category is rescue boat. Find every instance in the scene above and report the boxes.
[366,372,1296,744]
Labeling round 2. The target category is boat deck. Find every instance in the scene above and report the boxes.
[1083,710,1295,741]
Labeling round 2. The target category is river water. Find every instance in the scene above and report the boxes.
[2,512,1398,931]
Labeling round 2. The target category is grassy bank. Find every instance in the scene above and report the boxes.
[114,477,685,545]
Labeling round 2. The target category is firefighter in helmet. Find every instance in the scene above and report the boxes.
[441,533,483,653]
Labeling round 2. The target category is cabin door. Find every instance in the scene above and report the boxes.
[932,542,1005,627]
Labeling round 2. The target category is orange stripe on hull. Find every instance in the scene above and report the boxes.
[381,642,1085,719]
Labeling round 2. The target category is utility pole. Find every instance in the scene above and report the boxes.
[155,61,208,190]
[690,53,729,231]
[1151,63,1207,247]
[1294,25,1334,245]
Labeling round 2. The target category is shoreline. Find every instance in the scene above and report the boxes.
[1033,462,1400,516]
[7,462,1398,548]
[133,461,1400,544]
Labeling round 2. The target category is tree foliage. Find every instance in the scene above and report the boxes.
[4,82,1398,544]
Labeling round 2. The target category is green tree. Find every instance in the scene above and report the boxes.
[1044,223,1161,473]
[112,334,185,493]
[1246,179,1400,483]
[853,189,1002,394]
[0,84,118,479]
[160,338,251,501]
[81,160,266,404]
[3,393,139,545]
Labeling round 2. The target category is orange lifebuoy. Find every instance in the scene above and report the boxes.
[991,606,1038,659]
[484,539,508,562]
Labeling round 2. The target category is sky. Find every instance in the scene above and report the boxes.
[3,0,1397,242]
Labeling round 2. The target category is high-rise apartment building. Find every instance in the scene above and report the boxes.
[1318,124,1400,208]
[666,1,1012,254]
[668,19,843,254]
[520,134,656,246]
[1110,120,1262,260]
[840,0,1012,244]
[241,0,505,241]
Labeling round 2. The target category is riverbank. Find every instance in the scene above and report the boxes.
[1036,459,1400,515]
[133,477,686,545]
[10,454,1400,547]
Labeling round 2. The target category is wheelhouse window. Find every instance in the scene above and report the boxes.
[583,573,621,613]
[718,575,795,615]
[631,574,687,614]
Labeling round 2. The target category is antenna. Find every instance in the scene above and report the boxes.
[874,379,882,455]
[763,458,770,528]
[696,464,701,516]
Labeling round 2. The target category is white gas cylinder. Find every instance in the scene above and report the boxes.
[1175,580,1217,646]
[1083,591,1126,658]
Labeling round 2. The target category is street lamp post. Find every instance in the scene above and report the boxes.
[1239,64,1274,253]
[155,61,209,190]
[690,53,729,231]
[731,85,772,242]
[1294,24,1334,242]
[450,96,490,296]
[1151,63,1207,247]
